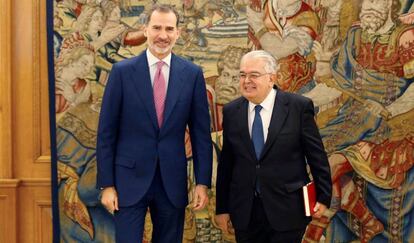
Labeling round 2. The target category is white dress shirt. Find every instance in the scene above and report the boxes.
[146,49,171,92]
[248,89,277,142]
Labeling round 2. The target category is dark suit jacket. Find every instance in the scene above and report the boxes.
[216,88,332,231]
[96,51,212,208]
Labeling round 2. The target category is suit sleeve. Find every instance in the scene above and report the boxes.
[215,106,234,214]
[96,64,122,189]
[301,99,332,207]
[188,67,213,188]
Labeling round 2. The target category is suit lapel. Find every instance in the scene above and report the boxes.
[238,98,257,161]
[260,89,289,159]
[131,52,159,131]
[160,54,186,134]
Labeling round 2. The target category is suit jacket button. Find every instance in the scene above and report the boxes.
[256,164,260,169]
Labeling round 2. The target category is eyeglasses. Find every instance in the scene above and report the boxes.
[239,72,272,81]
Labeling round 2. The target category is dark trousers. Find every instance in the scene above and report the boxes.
[114,166,185,243]
[235,196,306,243]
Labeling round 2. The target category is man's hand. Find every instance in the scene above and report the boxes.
[101,186,118,214]
[313,202,327,218]
[192,184,209,211]
[215,213,231,233]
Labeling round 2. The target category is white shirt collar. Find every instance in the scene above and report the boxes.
[249,88,277,113]
[146,49,171,67]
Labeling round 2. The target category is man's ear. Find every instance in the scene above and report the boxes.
[270,73,277,84]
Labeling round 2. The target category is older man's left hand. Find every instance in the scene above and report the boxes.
[313,202,327,218]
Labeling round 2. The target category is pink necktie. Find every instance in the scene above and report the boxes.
[153,61,166,127]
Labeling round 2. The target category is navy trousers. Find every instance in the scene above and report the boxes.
[114,166,185,243]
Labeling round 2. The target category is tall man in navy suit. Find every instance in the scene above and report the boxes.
[96,4,212,243]
[215,50,332,243]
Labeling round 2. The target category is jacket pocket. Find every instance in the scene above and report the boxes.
[115,156,135,168]
[284,180,307,193]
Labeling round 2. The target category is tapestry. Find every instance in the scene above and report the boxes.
[48,0,414,242]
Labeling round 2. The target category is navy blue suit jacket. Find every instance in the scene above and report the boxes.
[96,51,212,208]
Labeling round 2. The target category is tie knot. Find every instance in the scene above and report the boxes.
[255,105,263,113]
[157,61,164,70]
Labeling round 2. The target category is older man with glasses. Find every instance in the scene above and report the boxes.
[215,50,332,243]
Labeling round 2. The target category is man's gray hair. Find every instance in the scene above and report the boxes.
[145,4,180,27]
[241,50,278,73]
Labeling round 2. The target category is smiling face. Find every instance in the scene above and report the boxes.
[144,10,180,59]
[239,57,274,104]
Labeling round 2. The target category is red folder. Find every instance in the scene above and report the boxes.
[303,181,316,216]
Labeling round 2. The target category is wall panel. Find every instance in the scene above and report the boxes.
[18,180,52,243]
[0,0,53,241]
[13,0,50,179]
[0,180,19,243]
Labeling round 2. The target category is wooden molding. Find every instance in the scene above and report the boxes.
[0,178,51,188]
[20,178,51,187]
[0,179,21,188]
[32,0,51,164]
[35,155,52,163]
[0,0,13,178]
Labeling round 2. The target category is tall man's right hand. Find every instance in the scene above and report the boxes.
[101,186,119,214]
[215,213,232,234]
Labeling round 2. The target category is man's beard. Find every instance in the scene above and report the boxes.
[360,8,388,33]
[148,41,173,55]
